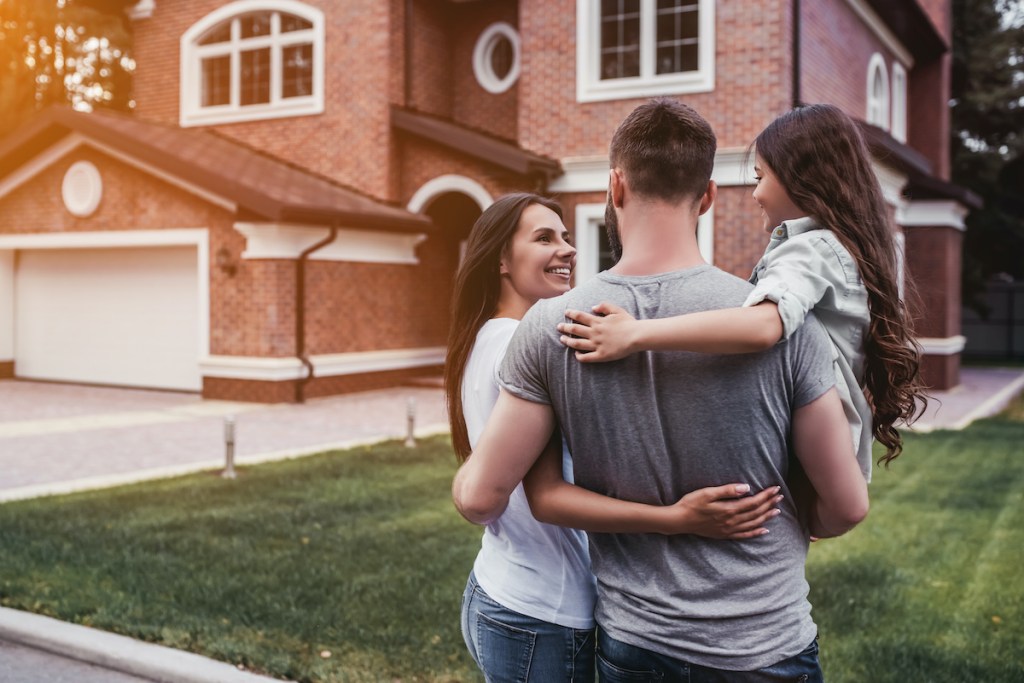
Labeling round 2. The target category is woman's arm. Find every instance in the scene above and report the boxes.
[557,301,784,362]
[522,433,782,538]
[791,387,869,538]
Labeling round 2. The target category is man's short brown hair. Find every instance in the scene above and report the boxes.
[609,98,717,203]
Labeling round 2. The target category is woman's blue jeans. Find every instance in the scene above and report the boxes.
[596,627,823,682]
[460,572,596,682]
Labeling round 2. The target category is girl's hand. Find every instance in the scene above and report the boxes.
[664,484,783,538]
[557,302,639,362]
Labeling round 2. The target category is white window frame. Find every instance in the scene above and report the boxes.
[574,202,713,285]
[866,52,890,130]
[891,61,907,142]
[893,229,906,301]
[576,0,715,103]
[180,0,325,127]
[473,22,521,94]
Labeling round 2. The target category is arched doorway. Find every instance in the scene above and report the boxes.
[408,176,491,344]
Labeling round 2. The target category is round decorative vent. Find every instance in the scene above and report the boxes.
[61,161,103,217]
[473,23,520,94]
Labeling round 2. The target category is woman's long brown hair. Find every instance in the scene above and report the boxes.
[755,104,927,465]
[444,193,564,462]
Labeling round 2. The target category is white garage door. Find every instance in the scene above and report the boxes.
[15,246,201,391]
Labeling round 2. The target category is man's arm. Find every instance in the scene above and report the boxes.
[791,387,869,538]
[451,389,556,525]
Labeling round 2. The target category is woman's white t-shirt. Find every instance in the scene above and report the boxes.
[462,318,596,630]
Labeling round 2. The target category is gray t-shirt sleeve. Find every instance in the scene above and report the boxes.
[788,311,838,408]
[498,300,554,405]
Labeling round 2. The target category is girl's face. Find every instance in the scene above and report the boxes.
[499,203,576,307]
[752,154,803,232]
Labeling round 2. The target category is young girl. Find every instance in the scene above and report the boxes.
[446,193,781,682]
[557,104,926,480]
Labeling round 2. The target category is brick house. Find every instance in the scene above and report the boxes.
[0,0,975,402]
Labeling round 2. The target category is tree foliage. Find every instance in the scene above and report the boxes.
[951,0,1024,302]
[0,0,136,133]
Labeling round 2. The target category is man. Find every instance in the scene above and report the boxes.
[452,98,868,680]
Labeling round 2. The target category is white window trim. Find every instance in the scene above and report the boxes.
[473,22,521,94]
[576,0,715,103]
[894,229,906,301]
[573,202,713,285]
[866,53,890,130]
[180,0,324,127]
[891,62,907,143]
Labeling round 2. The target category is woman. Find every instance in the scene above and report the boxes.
[445,193,781,682]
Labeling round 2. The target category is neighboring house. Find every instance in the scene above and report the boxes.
[0,0,976,401]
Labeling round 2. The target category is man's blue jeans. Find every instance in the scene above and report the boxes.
[460,572,596,682]
[596,627,823,682]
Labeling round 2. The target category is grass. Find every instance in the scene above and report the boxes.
[1,399,1023,681]
[0,438,483,682]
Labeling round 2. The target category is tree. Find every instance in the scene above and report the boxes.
[951,0,1024,306]
[0,0,136,133]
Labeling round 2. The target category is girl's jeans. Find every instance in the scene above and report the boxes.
[460,571,596,683]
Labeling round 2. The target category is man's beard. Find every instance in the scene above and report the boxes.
[604,194,622,264]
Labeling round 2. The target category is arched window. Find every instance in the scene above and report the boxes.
[891,62,908,142]
[866,53,890,130]
[180,0,324,127]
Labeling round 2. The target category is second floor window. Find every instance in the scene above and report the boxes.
[181,1,324,127]
[866,53,890,131]
[577,0,715,102]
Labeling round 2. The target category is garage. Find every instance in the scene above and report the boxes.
[14,246,202,391]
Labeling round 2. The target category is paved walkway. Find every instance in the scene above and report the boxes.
[0,366,1022,683]
[0,380,449,502]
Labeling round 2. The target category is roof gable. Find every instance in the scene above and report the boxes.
[0,107,431,232]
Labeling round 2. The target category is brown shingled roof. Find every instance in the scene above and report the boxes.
[390,106,561,181]
[0,106,432,232]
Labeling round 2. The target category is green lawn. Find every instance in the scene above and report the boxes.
[1,399,1023,682]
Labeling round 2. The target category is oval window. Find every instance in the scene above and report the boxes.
[473,23,520,94]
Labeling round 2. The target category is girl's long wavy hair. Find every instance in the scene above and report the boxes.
[444,193,563,463]
[755,103,927,465]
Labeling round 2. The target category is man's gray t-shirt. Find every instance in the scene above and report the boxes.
[498,264,835,671]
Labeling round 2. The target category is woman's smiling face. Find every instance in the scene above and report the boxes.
[499,202,576,307]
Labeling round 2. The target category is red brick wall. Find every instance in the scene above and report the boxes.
[132,0,396,201]
[405,0,454,119]
[904,224,962,339]
[203,365,440,403]
[800,0,900,121]
[710,186,768,278]
[0,147,230,233]
[518,0,792,159]
[920,353,959,391]
[909,54,951,179]
[397,135,525,205]
[449,1,519,141]
[302,256,449,354]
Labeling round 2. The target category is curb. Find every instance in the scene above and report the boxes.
[0,607,292,683]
